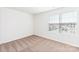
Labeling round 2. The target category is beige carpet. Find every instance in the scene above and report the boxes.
[0,35,79,52]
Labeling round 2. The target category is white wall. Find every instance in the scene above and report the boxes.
[0,9,1,40]
[1,7,79,47]
[0,8,33,44]
[34,7,79,47]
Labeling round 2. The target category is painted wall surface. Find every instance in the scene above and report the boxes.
[1,7,79,47]
[0,8,33,44]
[0,9,1,40]
[34,7,79,47]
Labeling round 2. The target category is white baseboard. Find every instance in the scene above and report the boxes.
[1,33,79,48]
[0,34,33,45]
[35,34,79,47]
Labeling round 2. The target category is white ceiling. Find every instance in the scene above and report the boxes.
[9,7,58,14]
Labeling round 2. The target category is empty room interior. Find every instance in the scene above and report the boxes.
[0,7,79,52]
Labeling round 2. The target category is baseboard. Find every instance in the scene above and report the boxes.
[0,34,33,45]
[35,34,79,48]
[1,34,79,48]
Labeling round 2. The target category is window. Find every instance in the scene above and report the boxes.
[61,12,77,23]
[49,15,59,31]
[49,15,59,23]
[49,12,77,33]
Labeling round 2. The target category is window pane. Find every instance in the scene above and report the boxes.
[49,15,59,23]
[61,12,77,23]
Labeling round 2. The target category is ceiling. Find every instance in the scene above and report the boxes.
[9,7,58,14]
